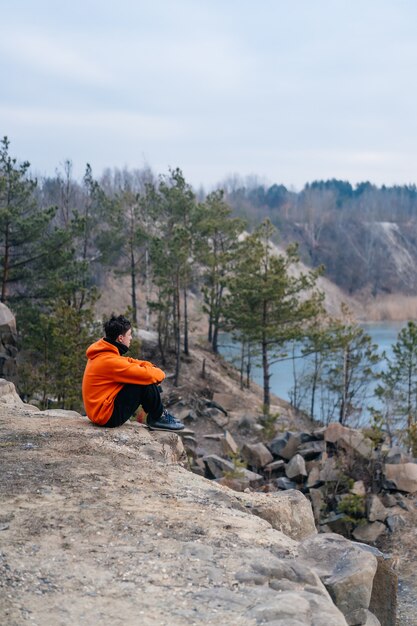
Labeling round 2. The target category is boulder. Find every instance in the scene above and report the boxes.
[394,493,414,511]
[235,489,317,541]
[241,442,273,468]
[325,423,374,459]
[268,431,314,460]
[319,457,340,482]
[351,480,366,497]
[369,555,398,626]
[385,445,412,465]
[297,440,326,460]
[298,533,378,624]
[0,303,18,381]
[309,487,324,523]
[347,609,381,625]
[384,463,417,493]
[276,477,297,490]
[285,454,307,480]
[367,495,388,522]
[202,454,263,488]
[306,465,321,488]
[352,522,386,543]
[264,459,286,474]
[221,430,239,456]
[385,514,406,532]
[380,493,397,508]
[0,378,25,406]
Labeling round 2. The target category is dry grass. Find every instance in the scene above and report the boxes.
[361,295,417,322]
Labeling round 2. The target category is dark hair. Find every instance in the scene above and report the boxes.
[103,315,131,341]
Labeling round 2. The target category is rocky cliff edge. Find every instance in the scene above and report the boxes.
[0,383,394,626]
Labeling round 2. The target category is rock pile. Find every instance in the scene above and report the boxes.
[191,421,417,548]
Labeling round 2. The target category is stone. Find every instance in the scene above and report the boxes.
[384,462,417,493]
[276,477,297,490]
[268,431,299,459]
[0,378,24,407]
[202,454,263,488]
[319,457,340,482]
[285,454,307,480]
[325,422,374,459]
[241,442,274,468]
[380,493,396,507]
[307,465,321,488]
[309,488,324,524]
[264,459,286,474]
[347,609,381,625]
[394,493,414,511]
[367,495,388,522]
[385,445,412,465]
[298,533,378,624]
[351,480,366,496]
[247,592,313,624]
[369,555,398,626]
[297,440,326,460]
[269,431,314,460]
[352,522,386,543]
[221,430,239,456]
[0,303,18,382]
[234,489,317,541]
[385,514,405,532]
[312,427,326,440]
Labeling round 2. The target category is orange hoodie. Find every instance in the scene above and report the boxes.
[82,338,165,425]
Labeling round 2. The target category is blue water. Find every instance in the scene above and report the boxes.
[218,322,406,411]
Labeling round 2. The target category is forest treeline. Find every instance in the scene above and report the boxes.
[2,136,417,451]
[223,177,417,296]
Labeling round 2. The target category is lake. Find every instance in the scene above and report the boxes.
[218,321,407,417]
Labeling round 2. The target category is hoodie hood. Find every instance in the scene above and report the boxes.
[86,338,119,360]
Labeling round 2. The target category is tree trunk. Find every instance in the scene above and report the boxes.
[144,246,150,331]
[211,284,223,354]
[310,351,320,420]
[130,244,137,324]
[262,333,270,412]
[339,347,349,424]
[183,286,189,355]
[1,223,10,303]
[173,275,181,386]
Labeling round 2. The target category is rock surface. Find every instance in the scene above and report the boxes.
[0,404,353,626]
[384,463,417,493]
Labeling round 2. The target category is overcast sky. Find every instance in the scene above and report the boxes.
[2,0,417,190]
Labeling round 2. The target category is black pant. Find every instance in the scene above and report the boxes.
[104,383,163,428]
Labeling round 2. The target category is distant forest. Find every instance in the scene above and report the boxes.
[223,178,417,296]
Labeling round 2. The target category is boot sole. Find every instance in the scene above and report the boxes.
[145,424,185,433]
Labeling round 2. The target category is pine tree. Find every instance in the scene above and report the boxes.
[0,137,56,303]
[377,321,417,447]
[147,169,197,384]
[319,310,381,425]
[194,190,245,352]
[224,219,323,413]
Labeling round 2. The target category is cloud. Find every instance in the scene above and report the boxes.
[0,29,110,86]
[0,105,183,141]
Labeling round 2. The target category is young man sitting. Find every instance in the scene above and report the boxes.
[82,315,184,431]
